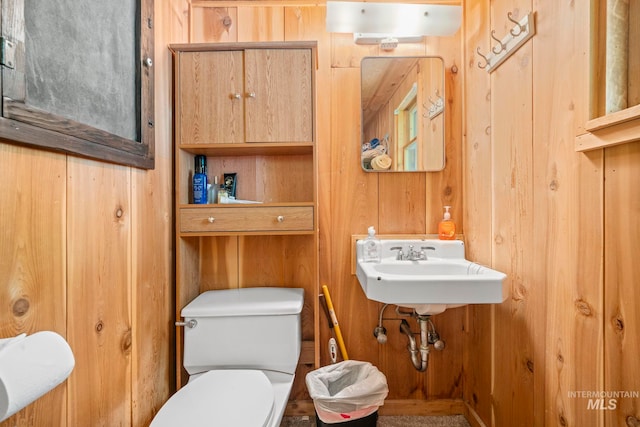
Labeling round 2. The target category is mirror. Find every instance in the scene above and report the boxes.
[360,56,445,172]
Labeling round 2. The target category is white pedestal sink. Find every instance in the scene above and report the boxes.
[355,239,507,315]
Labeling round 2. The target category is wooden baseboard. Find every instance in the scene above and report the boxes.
[285,398,467,417]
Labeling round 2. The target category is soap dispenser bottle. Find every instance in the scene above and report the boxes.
[438,206,456,240]
[363,226,382,263]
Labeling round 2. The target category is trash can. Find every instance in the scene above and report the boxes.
[305,360,388,425]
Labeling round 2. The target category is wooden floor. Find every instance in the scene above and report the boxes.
[281,415,471,426]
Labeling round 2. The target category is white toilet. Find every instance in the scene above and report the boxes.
[151,287,305,427]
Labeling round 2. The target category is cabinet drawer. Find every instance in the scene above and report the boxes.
[180,206,314,233]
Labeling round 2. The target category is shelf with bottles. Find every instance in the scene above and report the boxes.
[177,149,315,207]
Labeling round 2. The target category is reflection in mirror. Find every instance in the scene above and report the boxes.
[361,56,445,172]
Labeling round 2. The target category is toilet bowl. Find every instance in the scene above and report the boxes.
[151,287,304,427]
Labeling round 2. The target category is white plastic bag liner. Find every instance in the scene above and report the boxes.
[306,360,388,423]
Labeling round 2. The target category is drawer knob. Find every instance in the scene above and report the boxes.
[277,215,285,223]
[208,217,215,223]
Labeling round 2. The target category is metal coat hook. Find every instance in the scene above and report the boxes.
[507,12,525,36]
[476,47,490,69]
[490,30,506,54]
[475,11,536,73]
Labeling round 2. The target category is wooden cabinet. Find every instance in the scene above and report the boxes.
[170,42,318,399]
[176,45,313,144]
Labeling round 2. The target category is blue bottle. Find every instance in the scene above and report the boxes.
[192,155,208,204]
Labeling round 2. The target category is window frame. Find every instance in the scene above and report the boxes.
[0,0,155,169]
[575,0,640,152]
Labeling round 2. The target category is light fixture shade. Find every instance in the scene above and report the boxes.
[326,1,462,37]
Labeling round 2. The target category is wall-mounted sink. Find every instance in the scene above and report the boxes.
[355,238,507,315]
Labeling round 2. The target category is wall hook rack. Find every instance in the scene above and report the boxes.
[423,93,444,120]
[476,11,536,73]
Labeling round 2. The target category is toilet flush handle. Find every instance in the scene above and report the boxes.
[175,319,198,328]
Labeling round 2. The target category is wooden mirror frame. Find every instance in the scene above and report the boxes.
[0,0,154,169]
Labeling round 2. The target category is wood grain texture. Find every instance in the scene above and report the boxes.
[190,6,237,43]
[490,0,537,422]
[604,142,640,426]
[535,2,604,427]
[244,48,314,142]
[237,6,284,42]
[66,158,132,427]
[180,206,314,233]
[0,144,67,426]
[177,50,245,145]
[462,0,493,422]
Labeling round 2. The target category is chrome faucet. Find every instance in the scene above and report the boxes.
[390,246,404,260]
[406,245,426,261]
[391,245,435,261]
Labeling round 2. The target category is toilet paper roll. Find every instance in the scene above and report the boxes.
[0,331,75,422]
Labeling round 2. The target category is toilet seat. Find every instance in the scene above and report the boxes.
[151,370,275,427]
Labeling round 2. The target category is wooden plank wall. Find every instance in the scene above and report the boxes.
[463,0,640,426]
[0,2,176,427]
[3,0,638,426]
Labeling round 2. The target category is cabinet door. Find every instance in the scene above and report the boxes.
[178,51,244,144]
[244,49,313,143]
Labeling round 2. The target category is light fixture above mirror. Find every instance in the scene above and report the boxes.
[326,1,461,45]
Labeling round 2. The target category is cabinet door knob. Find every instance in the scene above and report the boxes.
[277,215,285,222]
[246,92,256,98]
[208,217,215,223]
[232,93,241,99]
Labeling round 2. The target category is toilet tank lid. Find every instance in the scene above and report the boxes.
[181,287,305,317]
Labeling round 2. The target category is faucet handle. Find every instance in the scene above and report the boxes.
[419,246,436,260]
[390,246,404,260]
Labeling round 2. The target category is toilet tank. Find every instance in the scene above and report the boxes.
[181,287,304,376]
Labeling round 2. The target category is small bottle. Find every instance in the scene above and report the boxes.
[208,176,219,204]
[438,206,456,240]
[217,185,228,203]
[192,155,208,204]
[363,226,382,263]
